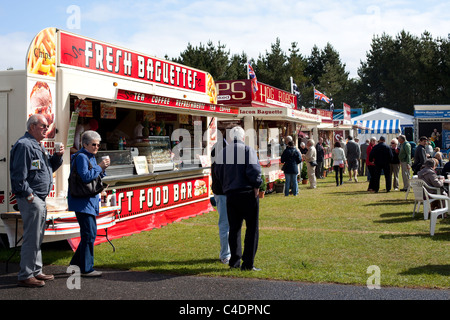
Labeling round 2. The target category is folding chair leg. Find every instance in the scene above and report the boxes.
[423,202,429,220]
[430,213,438,236]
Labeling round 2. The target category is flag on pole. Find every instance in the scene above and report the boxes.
[248,62,258,93]
[314,89,330,103]
[293,82,300,97]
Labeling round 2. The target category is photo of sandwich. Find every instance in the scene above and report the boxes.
[194,179,207,196]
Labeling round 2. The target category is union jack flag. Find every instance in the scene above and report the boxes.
[314,89,330,103]
[248,62,258,93]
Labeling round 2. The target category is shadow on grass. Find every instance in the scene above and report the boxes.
[399,264,450,277]
[373,211,417,224]
[379,226,450,240]
[365,199,412,206]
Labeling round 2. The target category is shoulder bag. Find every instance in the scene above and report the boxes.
[68,153,106,198]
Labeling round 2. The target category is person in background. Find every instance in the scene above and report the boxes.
[369,136,393,193]
[398,135,411,192]
[425,139,434,156]
[10,114,64,287]
[299,141,307,182]
[366,137,377,186]
[210,130,230,265]
[332,141,347,186]
[214,126,262,271]
[433,148,443,168]
[281,140,302,196]
[431,128,441,148]
[345,136,361,182]
[359,139,369,177]
[418,159,447,209]
[304,139,317,189]
[68,130,110,277]
[315,137,325,179]
[413,136,428,175]
[389,138,401,191]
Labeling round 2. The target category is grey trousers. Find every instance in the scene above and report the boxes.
[400,162,411,189]
[17,196,47,280]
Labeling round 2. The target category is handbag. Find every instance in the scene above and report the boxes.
[339,163,345,168]
[68,153,106,198]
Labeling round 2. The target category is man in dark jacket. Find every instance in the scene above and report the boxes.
[315,137,325,179]
[413,136,428,175]
[369,136,393,193]
[214,126,262,271]
[281,140,302,196]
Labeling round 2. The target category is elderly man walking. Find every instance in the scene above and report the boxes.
[369,136,393,193]
[214,126,262,271]
[398,135,412,192]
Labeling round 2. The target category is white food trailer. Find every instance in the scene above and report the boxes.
[0,28,238,249]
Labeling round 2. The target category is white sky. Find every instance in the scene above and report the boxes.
[1,0,449,79]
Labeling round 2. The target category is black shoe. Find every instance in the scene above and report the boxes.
[400,188,407,192]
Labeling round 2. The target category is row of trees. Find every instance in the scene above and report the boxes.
[170,30,450,115]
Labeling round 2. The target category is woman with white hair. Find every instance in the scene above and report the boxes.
[68,130,110,277]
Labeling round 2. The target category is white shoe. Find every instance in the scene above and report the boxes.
[220,257,230,265]
[81,270,102,277]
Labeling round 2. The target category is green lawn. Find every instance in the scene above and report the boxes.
[2,174,449,289]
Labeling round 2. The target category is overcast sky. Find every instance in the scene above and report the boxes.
[1,0,449,79]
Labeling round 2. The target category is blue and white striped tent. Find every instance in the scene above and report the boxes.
[352,119,401,134]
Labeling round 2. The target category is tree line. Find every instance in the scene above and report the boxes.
[169,30,450,116]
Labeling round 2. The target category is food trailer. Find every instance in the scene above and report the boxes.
[0,28,239,249]
[216,80,321,188]
[414,105,450,151]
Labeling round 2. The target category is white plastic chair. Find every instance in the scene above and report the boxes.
[405,175,418,200]
[409,178,441,219]
[422,187,448,236]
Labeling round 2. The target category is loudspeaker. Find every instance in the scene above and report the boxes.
[404,127,413,141]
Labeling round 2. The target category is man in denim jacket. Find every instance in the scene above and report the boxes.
[10,114,64,287]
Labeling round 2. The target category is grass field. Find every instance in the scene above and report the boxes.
[1,174,449,289]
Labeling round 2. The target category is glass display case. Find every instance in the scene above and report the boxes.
[133,136,174,172]
[96,150,135,177]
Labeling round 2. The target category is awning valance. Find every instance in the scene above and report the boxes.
[352,119,400,134]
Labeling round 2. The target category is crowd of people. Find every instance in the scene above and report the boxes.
[10,115,447,288]
[278,132,447,196]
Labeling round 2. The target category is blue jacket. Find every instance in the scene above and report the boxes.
[214,140,262,194]
[67,148,105,216]
[281,146,302,174]
[10,132,63,200]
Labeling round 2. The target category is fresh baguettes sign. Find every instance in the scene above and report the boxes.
[58,31,207,93]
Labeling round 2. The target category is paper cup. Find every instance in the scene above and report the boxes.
[102,156,110,162]
[54,142,62,151]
